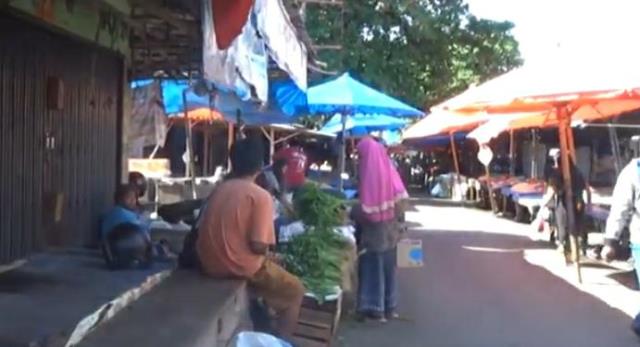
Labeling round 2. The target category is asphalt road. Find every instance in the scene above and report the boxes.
[337,199,639,347]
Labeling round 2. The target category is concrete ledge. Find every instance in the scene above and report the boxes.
[78,271,249,347]
[0,249,173,347]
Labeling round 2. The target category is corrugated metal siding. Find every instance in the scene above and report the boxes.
[0,15,122,264]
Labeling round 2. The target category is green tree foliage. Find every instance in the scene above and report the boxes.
[297,0,523,109]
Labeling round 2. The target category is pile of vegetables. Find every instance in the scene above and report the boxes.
[282,184,349,299]
[292,183,344,229]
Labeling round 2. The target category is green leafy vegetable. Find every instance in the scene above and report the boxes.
[293,183,344,230]
[283,183,350,300]
[282,229,348,300]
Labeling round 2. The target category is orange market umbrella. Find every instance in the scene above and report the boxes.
[436,53,640,116]
[183,107,224,122]
[402,109,490,140]
[438,53,640,282]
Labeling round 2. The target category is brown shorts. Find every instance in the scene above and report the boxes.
[249,260,305,312]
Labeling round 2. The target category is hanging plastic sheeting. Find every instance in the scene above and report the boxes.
[253,0,308,91]
[129,80,168,157]
[202,0,268,101]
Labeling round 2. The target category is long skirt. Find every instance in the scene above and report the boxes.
[357,248,397,316]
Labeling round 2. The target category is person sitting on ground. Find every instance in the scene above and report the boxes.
[196,137,305,341]
[101,184,153,269]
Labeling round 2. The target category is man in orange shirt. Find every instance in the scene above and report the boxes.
[197,137,304,340]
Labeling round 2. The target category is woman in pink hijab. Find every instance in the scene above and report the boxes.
[351,137,408,322]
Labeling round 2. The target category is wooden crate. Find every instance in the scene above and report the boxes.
[292,293,342,347]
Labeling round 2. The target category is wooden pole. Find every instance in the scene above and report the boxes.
[270,128,275,165]
[567,123,577,164]
[183,90,197,199]
[485,164,497,213]
[557,106,582,283]
[608,125,622,174]
[530,129,537,179]
[227,122,234,170]
[203,127,209,176]
[337,114,348,191]
[509,129,516,176]
[450,132,461,176]
[450,132,461,200]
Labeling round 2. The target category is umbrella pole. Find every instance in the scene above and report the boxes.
[270,128,275,165]
[567,124,577,164]
[531,129,537,179]
[450,132,461,199]
[227,122,234,170]
[338,114,347,191]
[509,129,516,176]
[484,164,497,213]
[183,90,197,199]
[558,106,582,283]
[450,132,461,176]
[203,127,209,176]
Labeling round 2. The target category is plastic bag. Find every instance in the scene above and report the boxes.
[230,332,292,347]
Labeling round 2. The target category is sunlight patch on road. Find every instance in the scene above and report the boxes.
[462,246,524,253]
[524,249,640,318]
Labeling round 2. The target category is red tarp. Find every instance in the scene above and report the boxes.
[211,0,254,49]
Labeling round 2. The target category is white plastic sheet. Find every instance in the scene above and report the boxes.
[231,331,292,347]
[253,0,308,91]
[202,0,267,101]
[129,81,167,157]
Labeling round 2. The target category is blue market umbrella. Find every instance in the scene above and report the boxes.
[320,113,408,134]
[307,73,423,190]
[307,72,424,117]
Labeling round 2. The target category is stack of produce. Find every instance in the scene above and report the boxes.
[282,183,350,299]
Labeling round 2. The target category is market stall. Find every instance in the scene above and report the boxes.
[434,52,640,281]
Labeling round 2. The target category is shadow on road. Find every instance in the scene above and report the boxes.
[337,228,639,347]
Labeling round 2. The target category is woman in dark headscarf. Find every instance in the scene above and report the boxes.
[351,137,408,322]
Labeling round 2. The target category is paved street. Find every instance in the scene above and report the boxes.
[337,199,640,347]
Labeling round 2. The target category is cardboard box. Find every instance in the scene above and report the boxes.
[397,238,423,268]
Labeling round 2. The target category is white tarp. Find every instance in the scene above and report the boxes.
[202,0,308,102]
[129,81,168,157]
[254,0,308,91]
[202,0,267,101]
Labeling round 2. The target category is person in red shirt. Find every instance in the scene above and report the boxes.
[273,143,308,191]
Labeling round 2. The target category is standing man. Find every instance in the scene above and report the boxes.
[602,158,640,336]
[197,137,304,341]
[273,141,308,192]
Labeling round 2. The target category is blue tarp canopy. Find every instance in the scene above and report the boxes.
[132,79,297,126]
[307,73,424,117]
[320,113,408,134]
